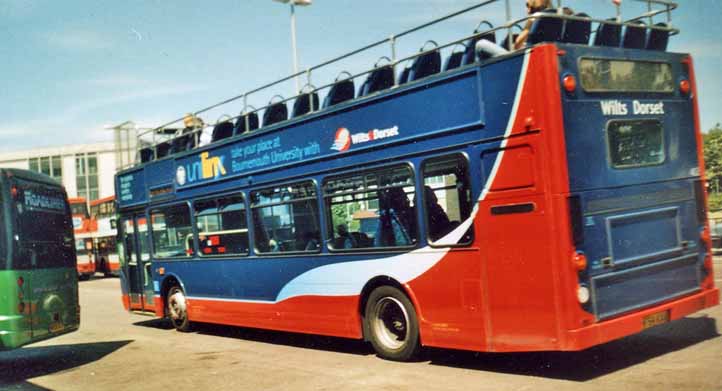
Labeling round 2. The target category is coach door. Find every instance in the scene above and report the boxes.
[120,214,155,312]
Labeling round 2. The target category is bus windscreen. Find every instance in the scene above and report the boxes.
[14,179,75,269]
[579,59,674,93]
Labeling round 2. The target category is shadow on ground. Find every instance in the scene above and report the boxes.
[0,340,133,386]
[134,317,373,356]
[426,316,719,381]
[136,314,718,379]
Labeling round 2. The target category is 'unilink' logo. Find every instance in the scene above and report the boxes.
[176,151,227,186]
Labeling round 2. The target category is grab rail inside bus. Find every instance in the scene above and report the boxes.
[129,0,679,167]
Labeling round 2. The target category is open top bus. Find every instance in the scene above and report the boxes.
[115,0,717,360]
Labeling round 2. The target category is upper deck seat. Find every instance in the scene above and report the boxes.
[359,64,394,97]
[594,18,621,47]
[561,12,591,44]
[622,20,647,49]
[443,47,465,71]
[291,92,319,118]
[646,22,669,51]
[262,101,288,127]
[140,147,154,163]
[211,121,234,143]
[322,78,355,108]
[233,112,259,135]
[500,31,519,51]
[155,141,171,159]
[170,130,195,153]
[408,44,441,82]
[463,21,496,64]
[528,8,564,45]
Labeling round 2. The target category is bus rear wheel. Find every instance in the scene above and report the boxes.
[364,286,420,361]
[167,286,191,332]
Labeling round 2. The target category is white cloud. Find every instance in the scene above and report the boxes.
[44,30,113,51]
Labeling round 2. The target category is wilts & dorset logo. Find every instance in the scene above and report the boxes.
[331,125,400,152]
[176,151,227,186]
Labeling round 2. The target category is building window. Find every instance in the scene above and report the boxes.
[28,155,62,181]
[76,153,99,200]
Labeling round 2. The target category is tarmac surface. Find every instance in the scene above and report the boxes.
[1,258,721,391]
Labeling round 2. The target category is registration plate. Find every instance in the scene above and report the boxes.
[49,322,65,333]
[642,310,669,329]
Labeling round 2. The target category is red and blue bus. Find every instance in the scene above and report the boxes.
[90,196,120,276]
[115,0,718,360]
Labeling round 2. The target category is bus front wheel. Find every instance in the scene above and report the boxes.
[364,286,420,361]
[167,286,191,332]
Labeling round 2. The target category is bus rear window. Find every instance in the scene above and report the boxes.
[607,119,665,168]
[579,59,674,93]
[13,180,74,269]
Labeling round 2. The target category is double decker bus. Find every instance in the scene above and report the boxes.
[0,169,80,350]
[69,197,94,279]
[89,196,120,276]
[116,0,718,360]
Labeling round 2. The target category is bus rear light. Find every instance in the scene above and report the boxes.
[17,277,24,287]
[572,251,587,271]
[10,186,18,199]
[577,285,590,304]
[680,79,691,95]
[563,75,577,93]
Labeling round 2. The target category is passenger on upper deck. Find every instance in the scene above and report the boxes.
[423,186,452,241]
[514,0,552,49]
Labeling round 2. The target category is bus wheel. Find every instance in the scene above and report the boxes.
[167,286,191,332]
[364,286,420,361]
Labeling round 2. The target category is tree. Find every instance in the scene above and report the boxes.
[704,123,722,195]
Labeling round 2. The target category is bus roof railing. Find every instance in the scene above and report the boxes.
[126,0,678,169]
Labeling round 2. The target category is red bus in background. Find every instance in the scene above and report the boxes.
[69,197,94,279]
[89,196,120,276]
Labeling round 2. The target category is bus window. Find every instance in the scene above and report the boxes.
[194,194,249,256]
[607,119,665,169]
[13,179,75,269]
[150,204,194,258]
[422,155,473,245]
[323,165,417,250]
[251,182,320,253]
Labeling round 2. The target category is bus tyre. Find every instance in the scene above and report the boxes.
[167,286,191,332]
[364,286,420,361]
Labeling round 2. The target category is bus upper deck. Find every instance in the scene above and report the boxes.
[115,0,718,360]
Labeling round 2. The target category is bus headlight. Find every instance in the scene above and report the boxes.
[577,285,590,304]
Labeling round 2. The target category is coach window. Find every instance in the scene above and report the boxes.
[422,155,473,245]
[194,194,249,256]
[251,182,321,254]
[150,203,194,258]
[323,165,417,250]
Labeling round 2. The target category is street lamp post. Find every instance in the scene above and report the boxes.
[272,0,312,93]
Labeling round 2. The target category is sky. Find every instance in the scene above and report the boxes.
[1,0,721,152]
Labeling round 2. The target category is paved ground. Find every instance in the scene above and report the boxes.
[1,259,721,391]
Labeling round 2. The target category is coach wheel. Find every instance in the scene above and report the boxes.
[364,286,420,361]
[167,286,191,332]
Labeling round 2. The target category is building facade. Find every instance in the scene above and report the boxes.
[0,143,117,201]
